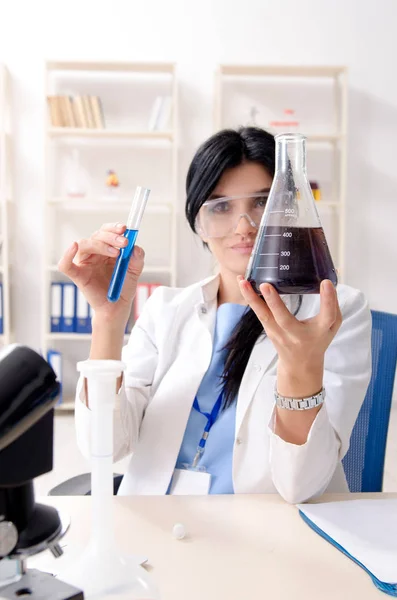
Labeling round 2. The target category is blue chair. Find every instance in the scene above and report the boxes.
[343,310,397,492]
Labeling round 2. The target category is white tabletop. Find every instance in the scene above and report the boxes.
[36,493,396,600]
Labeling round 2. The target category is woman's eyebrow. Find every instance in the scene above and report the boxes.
[253,187,271,194]
[208,188,271,200]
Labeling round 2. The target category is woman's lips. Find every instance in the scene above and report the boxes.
[230,244,254,255]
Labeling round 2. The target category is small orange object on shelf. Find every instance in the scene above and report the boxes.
[106,169,119,188]
[310,181,322,201]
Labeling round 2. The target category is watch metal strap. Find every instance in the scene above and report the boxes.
[275,387,325,411]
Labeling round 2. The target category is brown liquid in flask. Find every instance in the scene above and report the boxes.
[247,225,337,294]
[245,133,338,294]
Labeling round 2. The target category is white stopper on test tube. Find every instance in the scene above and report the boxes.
[127,186,151,230]
[57,360,160,599]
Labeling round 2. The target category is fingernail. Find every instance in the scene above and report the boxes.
[134,247,143,258]
[116,235,126,245]
[109,246,119,255]
[238,278,249,290]
[68,241,76,252]
[115,222,123,228]
[262,284,272,299]
[322,280,332,294]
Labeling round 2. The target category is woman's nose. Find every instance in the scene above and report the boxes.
[234,213,257,236]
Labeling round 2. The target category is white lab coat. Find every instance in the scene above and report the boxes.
[75,275,372,503]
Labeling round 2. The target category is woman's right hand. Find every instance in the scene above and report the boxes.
[58,222,145,328]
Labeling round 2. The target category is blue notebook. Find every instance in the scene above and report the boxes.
[298,499,397,597]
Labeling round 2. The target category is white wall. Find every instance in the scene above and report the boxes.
[0,0,396,349]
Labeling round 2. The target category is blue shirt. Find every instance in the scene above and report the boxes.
[171,303,247,494]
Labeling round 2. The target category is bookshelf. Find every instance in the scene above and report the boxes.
[214,64,348,280]
[46,61,175,73]
[0,65,11,347]
[47,198,173,213]
[48,128,174,141]
[42,60,178,405]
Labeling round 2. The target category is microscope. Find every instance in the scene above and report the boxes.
[0,344,84,599]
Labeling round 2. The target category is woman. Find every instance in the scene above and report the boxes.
[58,127,371,503]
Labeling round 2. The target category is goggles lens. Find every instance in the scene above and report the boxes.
[196,193,268,238]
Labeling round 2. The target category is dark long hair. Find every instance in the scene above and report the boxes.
[185,127,276,408]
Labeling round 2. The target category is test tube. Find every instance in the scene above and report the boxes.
[107,186,150,303]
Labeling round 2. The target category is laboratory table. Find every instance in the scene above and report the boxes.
[34,493,396,600]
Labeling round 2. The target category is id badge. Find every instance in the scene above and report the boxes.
[169,466,211,495]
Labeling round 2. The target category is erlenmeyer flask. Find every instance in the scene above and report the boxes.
[246,133,337,294]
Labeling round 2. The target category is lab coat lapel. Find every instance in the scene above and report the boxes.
[129,289,218,495]
[235,334,277,434]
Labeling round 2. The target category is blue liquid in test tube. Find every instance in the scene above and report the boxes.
[107,186,150,303]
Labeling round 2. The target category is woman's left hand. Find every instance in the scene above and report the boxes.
[238,278,342,399]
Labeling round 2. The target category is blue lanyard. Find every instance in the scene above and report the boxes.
[191,391,223,468]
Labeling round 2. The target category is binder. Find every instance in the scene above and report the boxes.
[299,499,397,596]
[90,96,105,129]
[47,349,62,404]
[50,282,62,333]
[87,302,92,334]
[61,282,76,333]
[0,282,3,334]
[134,283,150,321]
[75,288,91,333]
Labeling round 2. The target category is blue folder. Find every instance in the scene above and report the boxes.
[50,282,62,333]
[75,287,91,334]
[299,500,397,597]
[61,282,76,333]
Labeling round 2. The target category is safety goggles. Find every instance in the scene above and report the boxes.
[195,193,269,239]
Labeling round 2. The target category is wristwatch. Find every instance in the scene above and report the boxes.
[275,387,325,411]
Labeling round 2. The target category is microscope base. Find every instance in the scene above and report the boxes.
[0,568,84,600]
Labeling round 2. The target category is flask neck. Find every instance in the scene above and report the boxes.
[275,134,307,174]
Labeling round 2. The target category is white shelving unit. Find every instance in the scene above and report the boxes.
[42,61,178,405]
[0,65,12,347]
[48,128,174,140]
[214,64,348,280]
[48,198,173,213]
